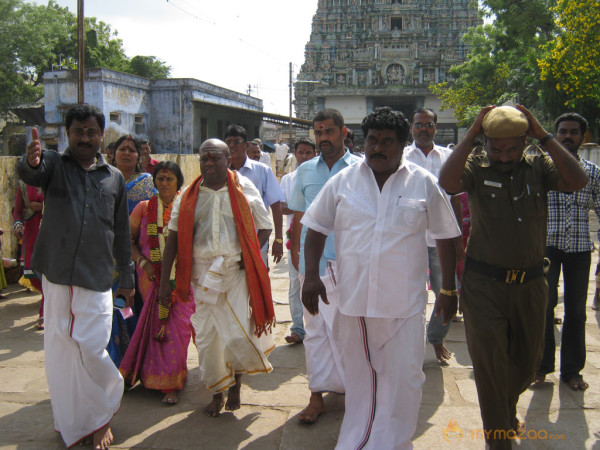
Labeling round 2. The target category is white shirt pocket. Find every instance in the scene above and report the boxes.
[393,198,426,232]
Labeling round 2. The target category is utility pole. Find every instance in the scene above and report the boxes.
[289,62,293,146]
[77,0,85,104]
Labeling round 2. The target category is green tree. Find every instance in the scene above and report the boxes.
[0,0,170,113]
[431,0,558,126]
[126,55,171,79]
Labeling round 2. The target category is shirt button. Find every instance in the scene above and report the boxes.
[513,197,518,200]
[517,218,522,222]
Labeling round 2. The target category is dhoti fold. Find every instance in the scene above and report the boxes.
[335,312,426,450]
[42,276,123,448]
[191,262,274,393]
[300,260,345,394]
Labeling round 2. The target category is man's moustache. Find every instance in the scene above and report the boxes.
[369,153,386,160]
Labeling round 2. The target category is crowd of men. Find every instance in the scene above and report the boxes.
[18,101,597,449]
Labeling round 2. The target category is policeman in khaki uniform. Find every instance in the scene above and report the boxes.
[438,105,588,450]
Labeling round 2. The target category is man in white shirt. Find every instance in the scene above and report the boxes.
[274,138,290,176]
[250,138,272,167]
[280,138,317,344]
[404,107,463,363]
[226,125,284,267]
[302,107,460,449]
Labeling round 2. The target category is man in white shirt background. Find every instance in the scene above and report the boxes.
[280,138,317,344]
[404,107,463,363]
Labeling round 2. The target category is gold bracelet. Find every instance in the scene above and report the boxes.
[439,288,458,297]
[274,238,283,244]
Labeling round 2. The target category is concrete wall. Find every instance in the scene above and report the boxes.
[0,154,201,261]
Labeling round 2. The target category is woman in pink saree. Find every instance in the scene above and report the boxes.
[120,161,195,405]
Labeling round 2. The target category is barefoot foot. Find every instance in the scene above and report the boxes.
[225,375,242,411]
[531,372,546,387]
[433,343,451,363]
[297,393,326,424]
[564,377,589,391]
[162,391,178,405]
[204,393,224,417]
[92,425,113,450]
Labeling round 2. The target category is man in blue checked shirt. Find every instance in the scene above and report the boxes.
[534,113,600,391]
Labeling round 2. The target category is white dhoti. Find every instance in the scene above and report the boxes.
[300,260,345,394]
[191,261,274,393]
[335,312,426,450]
[42,276,123,448]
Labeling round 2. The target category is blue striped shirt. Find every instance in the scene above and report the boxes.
[547,157,600,252]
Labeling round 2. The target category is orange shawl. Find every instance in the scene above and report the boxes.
[174,169,275,336]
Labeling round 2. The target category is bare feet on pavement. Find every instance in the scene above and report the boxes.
[92,425,113,450]
[531,372,546,387]
[204,393,225,417]
[433,343,451,363]
[162,391,178,405]
[565,377,589,391]
[297,392,326,424]
[225,383,241,411]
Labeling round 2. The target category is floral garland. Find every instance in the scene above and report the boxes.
[147,195,174,342]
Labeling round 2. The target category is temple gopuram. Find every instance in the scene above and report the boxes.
[295,0,482,144]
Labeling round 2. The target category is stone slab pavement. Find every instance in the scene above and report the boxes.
[2,249,600,449]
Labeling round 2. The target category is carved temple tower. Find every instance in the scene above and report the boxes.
[295,0,482,144]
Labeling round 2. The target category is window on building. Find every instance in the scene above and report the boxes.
[109,112,121,124]
[391,17,403,30]
[134,115,145,134]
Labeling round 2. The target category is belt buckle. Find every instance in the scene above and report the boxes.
[505,269,526,284]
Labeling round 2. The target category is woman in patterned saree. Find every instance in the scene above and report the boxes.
[108,135,157,366]
[120,161,195,405]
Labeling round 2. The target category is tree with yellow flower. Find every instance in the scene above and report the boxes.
[538,0,599,134]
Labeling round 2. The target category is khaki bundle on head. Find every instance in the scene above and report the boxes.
[482,106,529,139]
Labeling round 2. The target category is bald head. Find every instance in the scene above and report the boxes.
[200,138,230,157]
[199,138,231,190]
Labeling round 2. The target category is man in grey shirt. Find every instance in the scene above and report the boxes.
[18,104,134,450]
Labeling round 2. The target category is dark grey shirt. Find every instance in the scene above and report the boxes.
[17,148,135,291]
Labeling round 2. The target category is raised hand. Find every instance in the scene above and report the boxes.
[26,128,42,167]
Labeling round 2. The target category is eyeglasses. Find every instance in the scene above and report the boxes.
[412,122,436,129]
[225,139,245,146]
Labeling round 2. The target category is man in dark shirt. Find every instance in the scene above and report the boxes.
[18,104,134,450]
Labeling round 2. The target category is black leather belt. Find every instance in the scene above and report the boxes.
[465,257,545,285]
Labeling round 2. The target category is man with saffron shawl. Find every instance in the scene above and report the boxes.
[158,139,275,417]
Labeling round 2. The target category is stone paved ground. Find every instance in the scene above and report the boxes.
[2,246,600,449]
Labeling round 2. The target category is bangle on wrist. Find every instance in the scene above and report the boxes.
[13,222,23,230]
[140,259,149,270]
[274,238,283,244]
[439,288,458,297]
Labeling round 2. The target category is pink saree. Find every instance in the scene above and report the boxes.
[119,200,195,391]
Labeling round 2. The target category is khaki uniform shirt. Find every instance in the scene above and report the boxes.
[461,150,559,269]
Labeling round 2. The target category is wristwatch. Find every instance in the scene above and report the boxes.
[439,288,458,297]
[274,238,283,244]
[539,133,554,146]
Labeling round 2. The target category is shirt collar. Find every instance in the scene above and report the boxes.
[62,147,107,169]
[316,148,354,166]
